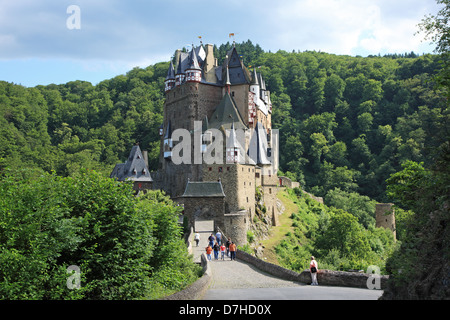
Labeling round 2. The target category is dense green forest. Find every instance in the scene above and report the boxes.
[1,41,447,203]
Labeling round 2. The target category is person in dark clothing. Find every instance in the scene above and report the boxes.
[208,234,215,247]
[213,242,220,260]
[225,238,232,257]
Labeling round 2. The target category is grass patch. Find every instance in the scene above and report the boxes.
[259,188,296,264]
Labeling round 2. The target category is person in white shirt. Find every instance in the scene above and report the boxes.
[194,232,200,247]
[215,231,222,245]
[310,256,319,285]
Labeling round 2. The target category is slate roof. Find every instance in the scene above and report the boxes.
[182,181,225,198]
[176,52,190,75]
[248,121,271,166]
[187,47,201,70]
[166,61,175,80]
[251,68,259,85]
[220,47,249,85]
[168,45,254,87]
[110,144,153,182]
[164,120,172,139]
[208,91,247,131]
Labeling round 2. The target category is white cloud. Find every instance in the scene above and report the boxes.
[264,0,439,55]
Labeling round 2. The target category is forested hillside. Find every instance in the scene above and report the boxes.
[0,42,446,204]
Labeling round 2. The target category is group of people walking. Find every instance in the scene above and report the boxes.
[194,231,237,261]
[194,231,319,285]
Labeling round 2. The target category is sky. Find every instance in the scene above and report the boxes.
[0,0,443,87]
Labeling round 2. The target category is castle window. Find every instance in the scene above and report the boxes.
[246,197,248,203]
[218,167,223,172]
[227,167,230,171]
[269,188,272,194]
[255,172,260,178]
[209,167,212,171]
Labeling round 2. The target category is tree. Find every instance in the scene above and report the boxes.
[325,188,376,228]
[324,74,346,111]
[418,1,450,109]
[385,161,430,211]
[316,211,371,261]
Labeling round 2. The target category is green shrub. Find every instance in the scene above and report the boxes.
[0,169,200,299]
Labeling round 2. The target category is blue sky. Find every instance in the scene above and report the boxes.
[0,0,443,87]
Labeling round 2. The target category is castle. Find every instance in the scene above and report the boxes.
[112,42,279,246]
[110,42,399,246]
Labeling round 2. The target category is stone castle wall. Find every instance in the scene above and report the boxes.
[202,163,256,217]
[223,211,248,246]
[375,203,396,239]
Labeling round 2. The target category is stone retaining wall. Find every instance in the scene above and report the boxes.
[236,250,389,289]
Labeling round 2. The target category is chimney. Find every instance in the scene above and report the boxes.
[204,44,217,83]
[174,49,181,70]
[142,150,149,168]
[204,44,214,73]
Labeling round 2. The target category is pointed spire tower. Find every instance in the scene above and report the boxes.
[186,47,202,82]
[164,61,176,92]
[175,54,185,86]
[226,122,238,164]
[250,68,260,99]
[224,65,231,94]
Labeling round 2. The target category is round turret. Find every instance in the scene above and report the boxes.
[185,48,202,83]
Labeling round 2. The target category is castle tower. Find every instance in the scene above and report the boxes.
[375,203,396,239]
[152,42,278,245]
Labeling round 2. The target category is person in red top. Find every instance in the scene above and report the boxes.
[205,245,212,261]
[220,243,226,260]
[309,256,319,285]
